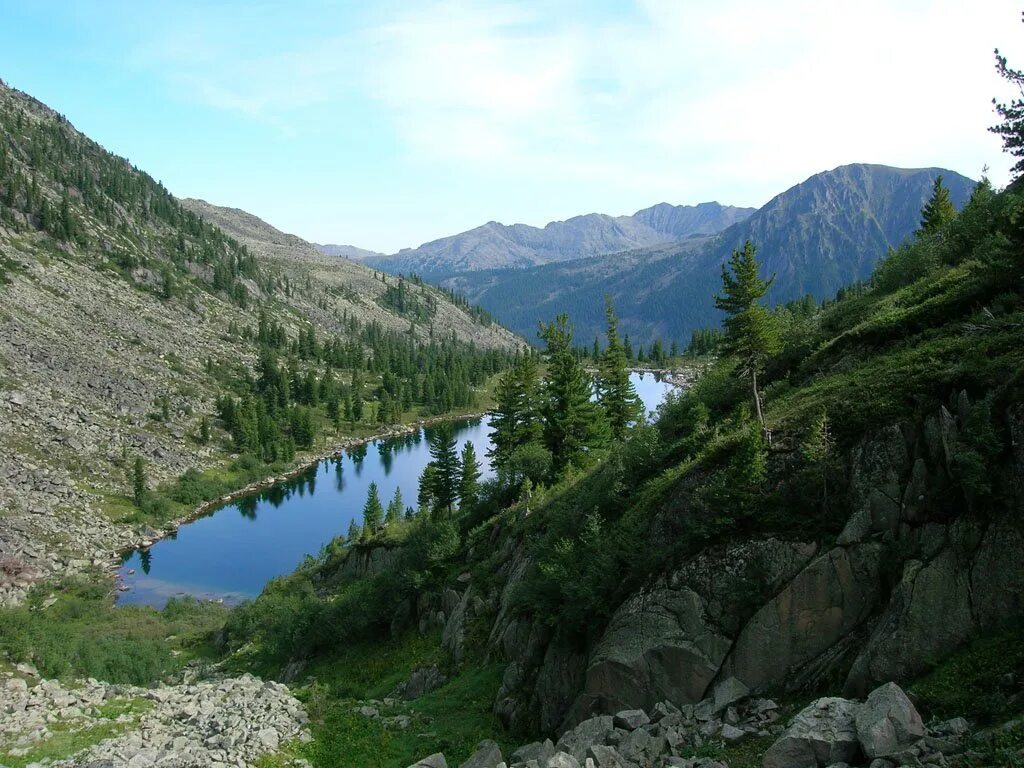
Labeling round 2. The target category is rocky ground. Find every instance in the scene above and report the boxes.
[0,664,310,768]
[401,681,1009,768]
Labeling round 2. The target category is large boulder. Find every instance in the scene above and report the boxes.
[555,716,614,763]
[762,697,862,768]
[408,755,447,768]
[722,544,882,693]
[579,585,732,713]
[460,739,504,768]
[854,683,925,759]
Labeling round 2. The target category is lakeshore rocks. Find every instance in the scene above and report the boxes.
[0,669,309,767]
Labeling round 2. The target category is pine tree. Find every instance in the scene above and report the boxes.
[417,463,436,513]
[991,19,1024,180]
[428,424,460,515]
[598,296,642,440]
[539,314,609,471]
[713,241,780,429]
[132,456,147,508]
[386,487,404,526]
[199,415,210,444]
[362,481,384,532]
[917,176,958,237]
[459,441,482,510]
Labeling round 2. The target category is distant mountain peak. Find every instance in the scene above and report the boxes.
[365,201,756,275]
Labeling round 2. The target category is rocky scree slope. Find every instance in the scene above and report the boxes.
[443,164,976,345]
[0,664,310,767]
[0,79,519,605]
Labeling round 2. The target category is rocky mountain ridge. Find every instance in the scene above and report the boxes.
[363,202,754,275]
[441,165,976,344]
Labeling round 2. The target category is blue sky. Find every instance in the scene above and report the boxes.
[0,0,1020,252]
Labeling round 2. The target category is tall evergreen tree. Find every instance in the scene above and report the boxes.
[488,355,542,470]
[713,241,780,429]
[917,176,958,237]
[598,296,642,439]
[428,424,460,515]
[346,519,361,544]
[539,314,608,471]
[459,441,482,510]
[992,20,1024,180]
[132,455,147,508]
[362,481,384,532]
[417,463,437,513]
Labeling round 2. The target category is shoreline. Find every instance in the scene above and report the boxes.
[107,410,490,585]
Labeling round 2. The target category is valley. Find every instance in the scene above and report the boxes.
[1,10,1024,768]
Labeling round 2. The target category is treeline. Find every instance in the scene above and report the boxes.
[0,88,268,306]
[212,312,517,465]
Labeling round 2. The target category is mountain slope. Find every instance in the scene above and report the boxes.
[366,201,754,274]
[444,164,976,345]
[314,242,385,260]
[0,80,519,603]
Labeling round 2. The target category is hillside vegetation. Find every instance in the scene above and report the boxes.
[0,79,521,602]
[220,171,1023,766]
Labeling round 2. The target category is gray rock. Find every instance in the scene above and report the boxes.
[722,545,882,693]
[612,710,650,731]
[461,739,503,768]
[855,683,925,758]
[410,755,448,768]
[585,745,632,768]
[712,676,750,712]
[394,666,447,700]
[721,723,747,742]
[545,752,581,768]
[763,697,862,768]
[510,740,556,766]
[556,716,613,762]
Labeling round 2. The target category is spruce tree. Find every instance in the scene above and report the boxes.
[417,463,437,513]
[459,441,482,510]
[598,296,642,439]
[198,416,210,444]
[362,481,384,532]
[992,21,1024,180]
[132,456,147,508]
[539,314,609,471]
[713,241,780,429]
[428,424,460,515]
[347,519,361,544]
[917,176,957,237]
[386,487,404,526]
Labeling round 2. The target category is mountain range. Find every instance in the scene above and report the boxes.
[436,164,976,345]
[352,201,755,274]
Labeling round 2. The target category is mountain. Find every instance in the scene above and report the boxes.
[442,164,976,345]
[0,80,519,603]
[315,242,385,260]
[365,201,754,275]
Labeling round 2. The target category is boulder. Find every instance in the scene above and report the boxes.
[581,585,731,712]
[556,716,614,763]
[394,666,448,700]
[612,710,650,731]
[854,683,924,759]
[762,697,862,768]
[546,752,581,768]
[510,739,556,766]
[712,676,750,712]
[461,739,504,768]
[585,745,633,768]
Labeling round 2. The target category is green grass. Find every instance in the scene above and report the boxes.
[0,696,152,768]
[912,623,1024,724]
[248,632,511,768]
[0,576,229,685]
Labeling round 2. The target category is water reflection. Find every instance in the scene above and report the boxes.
[116,373,675,607]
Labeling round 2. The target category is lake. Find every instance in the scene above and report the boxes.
[117,371,676,606]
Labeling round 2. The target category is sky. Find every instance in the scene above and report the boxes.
[0,0,1021,253]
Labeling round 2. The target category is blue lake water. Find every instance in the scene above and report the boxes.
[117,372,675,607]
